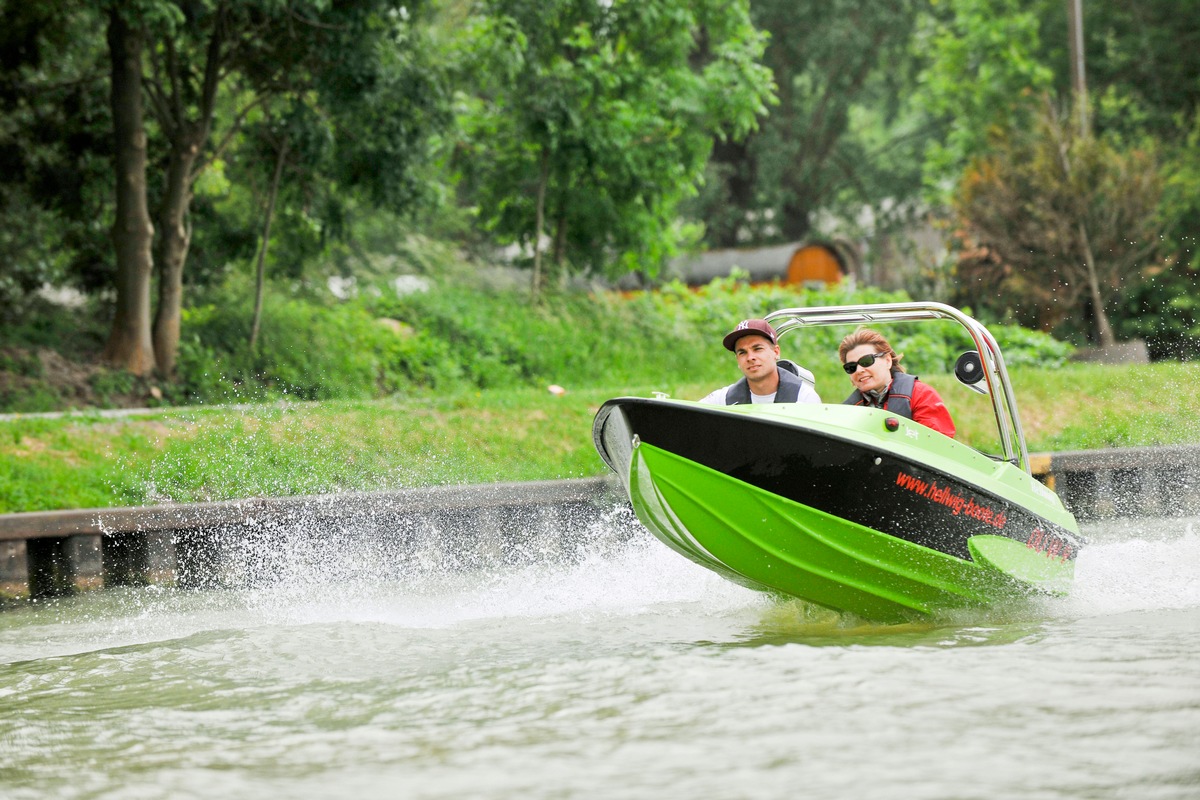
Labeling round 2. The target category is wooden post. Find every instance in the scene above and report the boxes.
[174,528,225,589]
[104,532,177,586]
[104,533,146,585]
[27,537,77,594]
[0,540,29,601]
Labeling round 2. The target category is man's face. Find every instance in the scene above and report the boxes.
[733,335,780,382]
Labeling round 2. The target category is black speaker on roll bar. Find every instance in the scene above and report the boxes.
[954,351,990,395]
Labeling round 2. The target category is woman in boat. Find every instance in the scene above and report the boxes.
[838,328,956,438]
[700,319,821,405]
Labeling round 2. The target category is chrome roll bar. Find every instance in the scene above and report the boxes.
[764,302,1032,474]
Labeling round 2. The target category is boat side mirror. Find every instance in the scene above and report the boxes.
[954,351,990,395]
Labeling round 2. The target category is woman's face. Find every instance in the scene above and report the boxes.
[844,343,892,394]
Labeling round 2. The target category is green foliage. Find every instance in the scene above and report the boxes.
[179,294,397,403]
[88,368,135,401]
[364,275,1073,402]
[913,0,1053,194]
[365,281,709,389]
[0,349,42,379]
[448,0,775,281]
[0,293,109,354]
[988,323,1075,368]
[1063,0,1200,139]
[0,2,113,309]
[0,383,63,414]
[1116,262,1200,360]
[953,102,1163,343]
[690,0,934,247]
[1,272,1075,413]
[1132,110,1200,358]
[0,188,73,309]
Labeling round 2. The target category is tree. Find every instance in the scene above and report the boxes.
[104,6,157,373]
[1114,111,1200,358]
[450,0,774,294]
[954,101,1162,345]
[100,0,445,376]
[913,0,1055,194]
[0,1,112,319]
[694,0,934,247]
[1038,0,1200,139]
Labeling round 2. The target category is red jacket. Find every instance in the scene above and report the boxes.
[845,373,956,438]
[906,379,956,438]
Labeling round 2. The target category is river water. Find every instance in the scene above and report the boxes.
[2,508,1198,800]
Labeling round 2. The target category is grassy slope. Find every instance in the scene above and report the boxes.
[2,361,1198,514]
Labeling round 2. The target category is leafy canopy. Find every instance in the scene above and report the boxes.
[448,0,775,279]
[954,100,1162,341]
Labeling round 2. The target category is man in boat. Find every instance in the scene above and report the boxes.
[700,319,821,405]
[838,328,956,438]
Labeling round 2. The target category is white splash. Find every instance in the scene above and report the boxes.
[1063,517,1200,615]
[235,504,765,629]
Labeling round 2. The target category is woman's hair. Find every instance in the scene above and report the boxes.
[838,328,906,373]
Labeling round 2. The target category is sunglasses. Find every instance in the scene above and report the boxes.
[842,352,886,374]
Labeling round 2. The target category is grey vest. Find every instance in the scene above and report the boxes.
[725,360,813,405]
[843,371,917,419]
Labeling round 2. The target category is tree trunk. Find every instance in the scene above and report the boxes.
[531,146,550,301]
[780,195,812,242]
[707,138,755,248]
[1066,0,1090,138]
[1077,220,1116,347]
[103,9,157,376]
[250,140,289,351]
[152,134,202,376]
[1048,101,1113,346]
[553,210,568,290]
[152,11,227,376]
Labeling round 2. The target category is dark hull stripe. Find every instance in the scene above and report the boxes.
[603,400,1080,563]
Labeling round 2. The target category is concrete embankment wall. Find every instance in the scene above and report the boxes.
[1028,444,1200,519]
[0,479,627,601]
[2,445,1198,602]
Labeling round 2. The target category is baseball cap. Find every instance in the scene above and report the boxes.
[722,319,778,352]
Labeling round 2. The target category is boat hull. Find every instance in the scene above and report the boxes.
[595,398,1083,622]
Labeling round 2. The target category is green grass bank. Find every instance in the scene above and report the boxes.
[3,361,1199,515]
[4,278,1198,514]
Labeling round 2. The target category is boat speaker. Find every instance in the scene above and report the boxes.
[954,351,990,395]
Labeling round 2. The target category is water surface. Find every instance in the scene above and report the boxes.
[2,512,1198,799]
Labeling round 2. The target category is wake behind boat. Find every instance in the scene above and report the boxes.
[592,302,1084,623]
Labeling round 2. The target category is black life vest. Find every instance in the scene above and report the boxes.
[726,361,812,405]
[843,371,917,419]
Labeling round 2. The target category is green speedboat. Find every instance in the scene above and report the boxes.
[592,302,1084,623]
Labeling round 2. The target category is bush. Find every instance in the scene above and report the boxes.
[0,349,43,378]
[0,382,63,413]
[178,296,402,403]
[174,276,1078,403]
[990,323,1075,368]
[89,368,137,401]
[4,272,1076,411]
[0,294,108,353]
[1116,262,1200,361]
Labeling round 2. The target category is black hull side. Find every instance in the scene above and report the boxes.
[596,399,1080,563]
